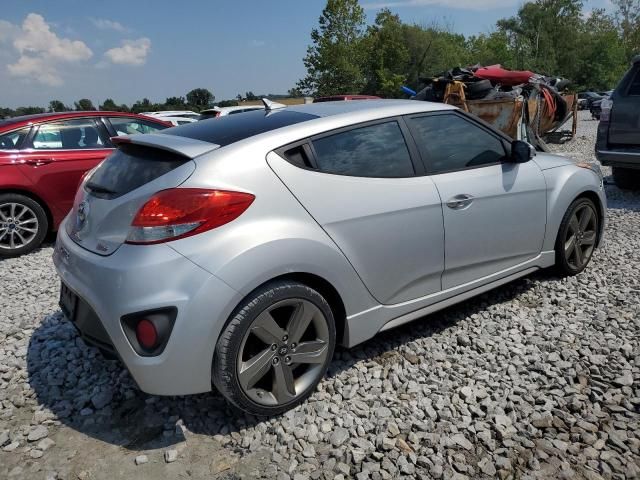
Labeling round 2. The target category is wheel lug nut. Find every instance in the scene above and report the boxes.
[272,357,280,365]
[290,343,297,349]
[271,344,277,350]
[285,356,291,364]
[282,335,288,342]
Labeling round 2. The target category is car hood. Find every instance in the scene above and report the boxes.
[532,152,577,170]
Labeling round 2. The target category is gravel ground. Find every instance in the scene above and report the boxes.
[1,111,639,480]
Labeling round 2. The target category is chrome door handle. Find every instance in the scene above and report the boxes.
[446,194,474,210]
[24,158,54,166]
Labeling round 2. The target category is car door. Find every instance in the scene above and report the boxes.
[608,63,640,146]
[267,118,445,305]
[405,111,547,290]
[17,118,114,218]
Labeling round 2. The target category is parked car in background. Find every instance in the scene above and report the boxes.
[199,105,265,120]
[313,95,381,103]
[142,110,200,119]
[155,116,199,126]
[54,100,605,415]
[577,92,603,110]
[596,56,640,189]
[0,111,170,257]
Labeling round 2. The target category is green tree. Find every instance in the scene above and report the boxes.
[0,107,15,118]
[217,99,239,107]
[245,91,258,101]
[130,98,155,113]
[362,9,410,97]
[74,98,96,111]
[613,0,640,59]
[164,96,187,109]
[574,9,627,90]
[296,0,366,96]
[48,100,70,112]
[186,88,214,110]
[15,106,45,116]
[99,98,120,111]
[287,87,303,97]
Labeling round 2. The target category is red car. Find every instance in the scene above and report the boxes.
[0,111,171,257]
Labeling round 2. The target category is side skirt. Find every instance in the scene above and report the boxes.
[343,250,555,347]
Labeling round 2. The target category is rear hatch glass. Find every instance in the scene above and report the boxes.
[85,143,189,199]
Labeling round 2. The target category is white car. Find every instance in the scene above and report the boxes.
[199,105,265,119]
[155,116,199,126]
[142,110,200,119]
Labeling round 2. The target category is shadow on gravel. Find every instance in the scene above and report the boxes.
[26,271,542,451]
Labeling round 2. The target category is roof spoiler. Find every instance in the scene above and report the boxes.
[111,133,220,159]
[262,98,287,111]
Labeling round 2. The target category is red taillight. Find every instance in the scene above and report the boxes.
[136,319,158,349]
[126,188,254,245]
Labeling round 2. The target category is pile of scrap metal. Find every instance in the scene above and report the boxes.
[409,64,577,150]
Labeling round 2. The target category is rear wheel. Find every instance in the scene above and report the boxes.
[612,167,640,190]
[0,194,48,258]
[213,280,335,416]
[555,198,599,276]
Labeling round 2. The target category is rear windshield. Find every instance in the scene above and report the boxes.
[164,109,318,146]
[85,143,189,199]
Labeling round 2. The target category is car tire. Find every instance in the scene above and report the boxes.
[612,167,640,190]
[554,197,599,277]
[0,193,49,258]
[213,280,336,416]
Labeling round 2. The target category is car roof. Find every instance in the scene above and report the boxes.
[0,111,167,132]
[163,99,455,148]
[285,99,454,118]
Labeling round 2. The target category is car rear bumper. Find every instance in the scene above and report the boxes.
[596,148,640,168]
[53,218,242,395]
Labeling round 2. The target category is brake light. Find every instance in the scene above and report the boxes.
[600,97,613,122]
[126,188,254,245]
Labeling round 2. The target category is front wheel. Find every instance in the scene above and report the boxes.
[213,281,335,416]
[0,193,49,258]
[554,197,599,276]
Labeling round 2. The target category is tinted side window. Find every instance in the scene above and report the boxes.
[627,68,640,96]
[407,114,506,174]
[311,121,414,178]
[0,127,30,150]
[30,119,105,150]
[109,117,167,135]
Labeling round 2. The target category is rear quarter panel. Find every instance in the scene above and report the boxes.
[166,145,380,325]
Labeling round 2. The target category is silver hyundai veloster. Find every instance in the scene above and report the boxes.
[53,99,606,415]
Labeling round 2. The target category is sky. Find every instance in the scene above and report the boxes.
[0,0,612,108]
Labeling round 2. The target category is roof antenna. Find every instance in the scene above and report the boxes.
[262,98,286,111]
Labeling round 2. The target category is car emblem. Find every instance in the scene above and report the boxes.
[75,200,90,232]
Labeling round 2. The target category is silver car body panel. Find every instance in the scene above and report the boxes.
[53,99,607,396]
[267,152,444,304]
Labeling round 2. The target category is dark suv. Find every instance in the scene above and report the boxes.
[596,56,640,189]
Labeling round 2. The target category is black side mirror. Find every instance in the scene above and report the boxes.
[510,140,534,163]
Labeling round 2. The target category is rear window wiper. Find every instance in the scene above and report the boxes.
[85,182,117,195]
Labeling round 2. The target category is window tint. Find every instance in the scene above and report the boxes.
[109,117,167,136]
[311,121,414,178]
[627,68,640,96]
[407,114,506,174]
[164,109,318,146]
[0,127,30,150]
[86,144,189,199]
[30,119,105,150]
